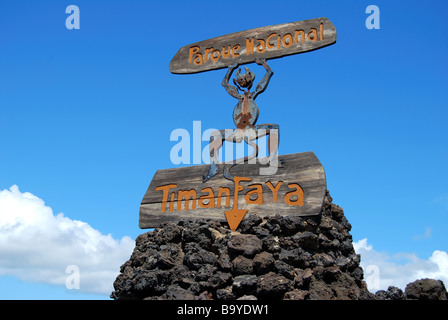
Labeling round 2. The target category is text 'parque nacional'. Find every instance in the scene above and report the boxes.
[169,17,336,74]
[188,23,324,65]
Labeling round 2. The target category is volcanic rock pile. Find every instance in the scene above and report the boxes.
[111,191,447,300]
[375,279,447,300]
[112,191,374,300]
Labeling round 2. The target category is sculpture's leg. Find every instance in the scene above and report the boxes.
[254,123,284,167]
[203,161,219,183]
[202,130,222,183]
[223,132,259,181]
[203,129,236,183]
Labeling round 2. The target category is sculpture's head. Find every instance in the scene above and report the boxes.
[233,67,255,90]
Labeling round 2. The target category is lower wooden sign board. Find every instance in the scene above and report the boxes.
[139,151,327,230]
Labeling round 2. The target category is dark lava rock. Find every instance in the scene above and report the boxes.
[375,286,405,300]
[227,234,263,257]
[256,272,292,299]
[232,274,258,296]
[111,190,446,300]
[253,252,275,275]
[232,256,254,275]
[405,279,447,300]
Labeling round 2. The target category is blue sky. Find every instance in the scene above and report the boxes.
[0,0,447,299]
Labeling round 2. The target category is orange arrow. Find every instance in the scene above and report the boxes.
[225,176,251,231]
[225,208,248,231]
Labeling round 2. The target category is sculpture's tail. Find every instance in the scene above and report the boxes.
[223,138,258,181]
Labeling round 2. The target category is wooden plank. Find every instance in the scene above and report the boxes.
[139,151,326,229]
[169,17,336,74]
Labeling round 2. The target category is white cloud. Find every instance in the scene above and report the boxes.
[354,238,448,293]
[0,185,134,296]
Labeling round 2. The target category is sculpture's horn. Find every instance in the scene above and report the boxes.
[235,68,241,77]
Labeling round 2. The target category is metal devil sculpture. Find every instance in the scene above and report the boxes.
[202,58,284,183]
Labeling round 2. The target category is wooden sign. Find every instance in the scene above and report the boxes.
[169,17,336,74]
[139,152,327,230]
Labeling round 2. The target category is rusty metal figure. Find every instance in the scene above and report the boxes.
[203,58,284,183]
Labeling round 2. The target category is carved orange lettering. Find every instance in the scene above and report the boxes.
[217,187,230,208]
[294,30,305,43]
[267,33,277,49]
[256,39,265,53]
[231,44,240,57]
[308,28,318,41]
[265,181,283,202]
[245,184,263,205]
[284,183,304,206]
[177,189,197,211]
[246,38,255,55]
[282,33,293,48]
[198,187,215,208]
[155,184,178,213]
[194,54,203,65]
[222,45,231,58]
[204,47,214,62]
[189,46,200,63]
[211,49,221,62]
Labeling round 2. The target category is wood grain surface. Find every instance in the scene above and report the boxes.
[139,151,327,229]
[169,17,336,74]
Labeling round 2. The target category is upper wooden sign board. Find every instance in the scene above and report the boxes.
[169,17,337,74]
[139,152,327,230]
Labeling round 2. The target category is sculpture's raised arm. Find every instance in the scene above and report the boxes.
[252,58,274,99]
[221,62,241,99]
